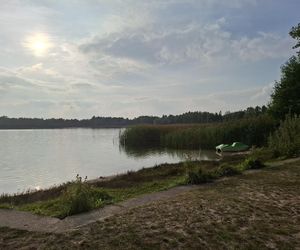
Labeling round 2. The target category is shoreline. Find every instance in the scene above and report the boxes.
[1,158,222,196]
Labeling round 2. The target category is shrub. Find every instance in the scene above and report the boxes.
[238,158,265,171]
[215,163,241,177]
[186,168,215,184]
[61,175,111,216]
[62,175,93,216]
[250,147,274,162]
[268,114,300,157]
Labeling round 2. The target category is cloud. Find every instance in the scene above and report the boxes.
[17,63,65,84]
[0,0,298,118]
[251,83,273,100]
[232,32,293,61]
[80,18,291,75]
[188,83,274,112]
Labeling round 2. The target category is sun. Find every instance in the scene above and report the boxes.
[23,33,53,57]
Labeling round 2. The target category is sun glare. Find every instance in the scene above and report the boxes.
[23,33,53,57]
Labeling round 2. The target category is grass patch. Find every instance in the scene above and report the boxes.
[186,168,215,184]
[215,163,242,177]
[0,155,264,218]
[0,162,200,218]
[185,156,265,185]
[16,177,185,218]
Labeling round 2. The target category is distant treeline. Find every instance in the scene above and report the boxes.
[120,114,276,150]
[0,106,267,129]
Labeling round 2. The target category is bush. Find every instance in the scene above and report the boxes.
[215,164,241,177]
[268,114,300,157]
[250,147,274,162]
[186,168,215,184]
[62,175,93,216]
[238,158,265,171]
[61,175,111,216]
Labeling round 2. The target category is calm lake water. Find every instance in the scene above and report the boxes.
[0,129,218,194]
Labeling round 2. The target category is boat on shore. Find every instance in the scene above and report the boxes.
[215,142,250,156]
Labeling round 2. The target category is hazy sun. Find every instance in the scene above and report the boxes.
[23,33,53,57]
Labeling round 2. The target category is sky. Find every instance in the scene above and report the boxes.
[0,0,299,119]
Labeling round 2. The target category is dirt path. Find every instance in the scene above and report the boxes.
[0,186,197,233]
[0,157,299,233]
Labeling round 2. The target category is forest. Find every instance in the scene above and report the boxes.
[0,106,267,129]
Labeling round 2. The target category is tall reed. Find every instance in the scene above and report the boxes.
[120,115,276,150]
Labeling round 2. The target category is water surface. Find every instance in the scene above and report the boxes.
[0,129,218,194]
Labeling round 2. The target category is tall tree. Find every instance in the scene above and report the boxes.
[290,23,300,52]
[269,23,300,119]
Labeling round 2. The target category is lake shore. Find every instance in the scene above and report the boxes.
[1,157,299,249]
[0,128,221,194]
[0,155,245,219]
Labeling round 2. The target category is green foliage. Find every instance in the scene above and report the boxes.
[186,168,215,184]
[269,24,300,120]
[268,114,300,157]
[121,115,275,150]
[185,157,260,185]
[250,147,274,162]
[61,175,112,217]
[238,157,265,171]
[269,56,300,119]
[119,125,163,147]
[215,163,241,177]
[61,175,94,215]
[3,164,188,218]
[290,23,300,51]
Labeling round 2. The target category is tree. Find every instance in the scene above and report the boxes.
[269,24,300,120]
[290,23,300,52]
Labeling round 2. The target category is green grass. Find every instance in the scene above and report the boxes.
[0,158,242,218]
[13,175,186,219]
[0,154,259,218]
[185,156,265,185]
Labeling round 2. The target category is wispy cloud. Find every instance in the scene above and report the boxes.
[0,0,298,118]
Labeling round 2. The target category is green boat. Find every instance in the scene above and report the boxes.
[216,142,249,154]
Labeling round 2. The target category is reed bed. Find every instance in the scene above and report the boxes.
[120,115,276,150]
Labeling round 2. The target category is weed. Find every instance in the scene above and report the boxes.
[215,163,241,177]
[238,157,265,171]
[186,168,215,184]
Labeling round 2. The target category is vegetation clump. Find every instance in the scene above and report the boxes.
[268,24,300,120]
[214,163,241,177]
[238,157,265,171]
[121,114,275,150]
[185,156,266,185]
[61,175,112,216]
[268,114,300,158]
[186,168,215,184]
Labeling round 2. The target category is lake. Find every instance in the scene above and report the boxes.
[0,129,218,194]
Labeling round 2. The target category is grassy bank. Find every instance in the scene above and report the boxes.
[0,155,251,218]
[120,114,276,150]
[1,159,299,249]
